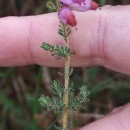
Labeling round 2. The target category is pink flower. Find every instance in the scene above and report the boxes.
[71,0,86,5]
[90,1,99,10]
[58,7,77,27]
[60,0,98,12]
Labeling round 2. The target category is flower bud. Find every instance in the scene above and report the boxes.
[58,7,77,27]
[90,1,99,10]
[60,0,98,12]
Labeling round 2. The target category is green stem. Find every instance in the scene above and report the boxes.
[62,24,70,130]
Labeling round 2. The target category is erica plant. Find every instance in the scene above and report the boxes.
[39,0,98,129]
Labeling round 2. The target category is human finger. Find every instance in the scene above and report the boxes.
[0,6,130,75]
[80,102,130,130]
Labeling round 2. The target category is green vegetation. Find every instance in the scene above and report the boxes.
[0,0,130,130]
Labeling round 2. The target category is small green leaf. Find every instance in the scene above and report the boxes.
[69,68,73,76]
[79,86,90,99]
[51,80,63,97]
[67,30,71,37]
[41,43,73,60]
[46,1,57,11]
[59,29,63,33]
[41,42,54,52]
[38,96,51,107]
[69,86,90,111]
[58,31,64,37]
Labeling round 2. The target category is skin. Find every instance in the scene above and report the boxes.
[0,5,130,129]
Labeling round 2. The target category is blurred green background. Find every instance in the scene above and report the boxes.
[0,0,130,130]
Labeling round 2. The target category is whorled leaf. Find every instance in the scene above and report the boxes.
[69,86,90,111]
[39,96,51,108]
[69,68,73,76]
[54,45,71,58]
[41,42,74,59]
[41,42,54,52]
[51,80,64,98]
[39,95,65,113]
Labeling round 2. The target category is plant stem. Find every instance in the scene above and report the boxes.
[62,24,70,130]
[63,56,70,130]
[55,0,70,129]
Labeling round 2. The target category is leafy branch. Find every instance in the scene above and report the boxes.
[39,0,91,129]
[39,80,65,113]
[39,80,90,113]
[69,86,90,111]
[58,24,71,38]
[41,42,74,59]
